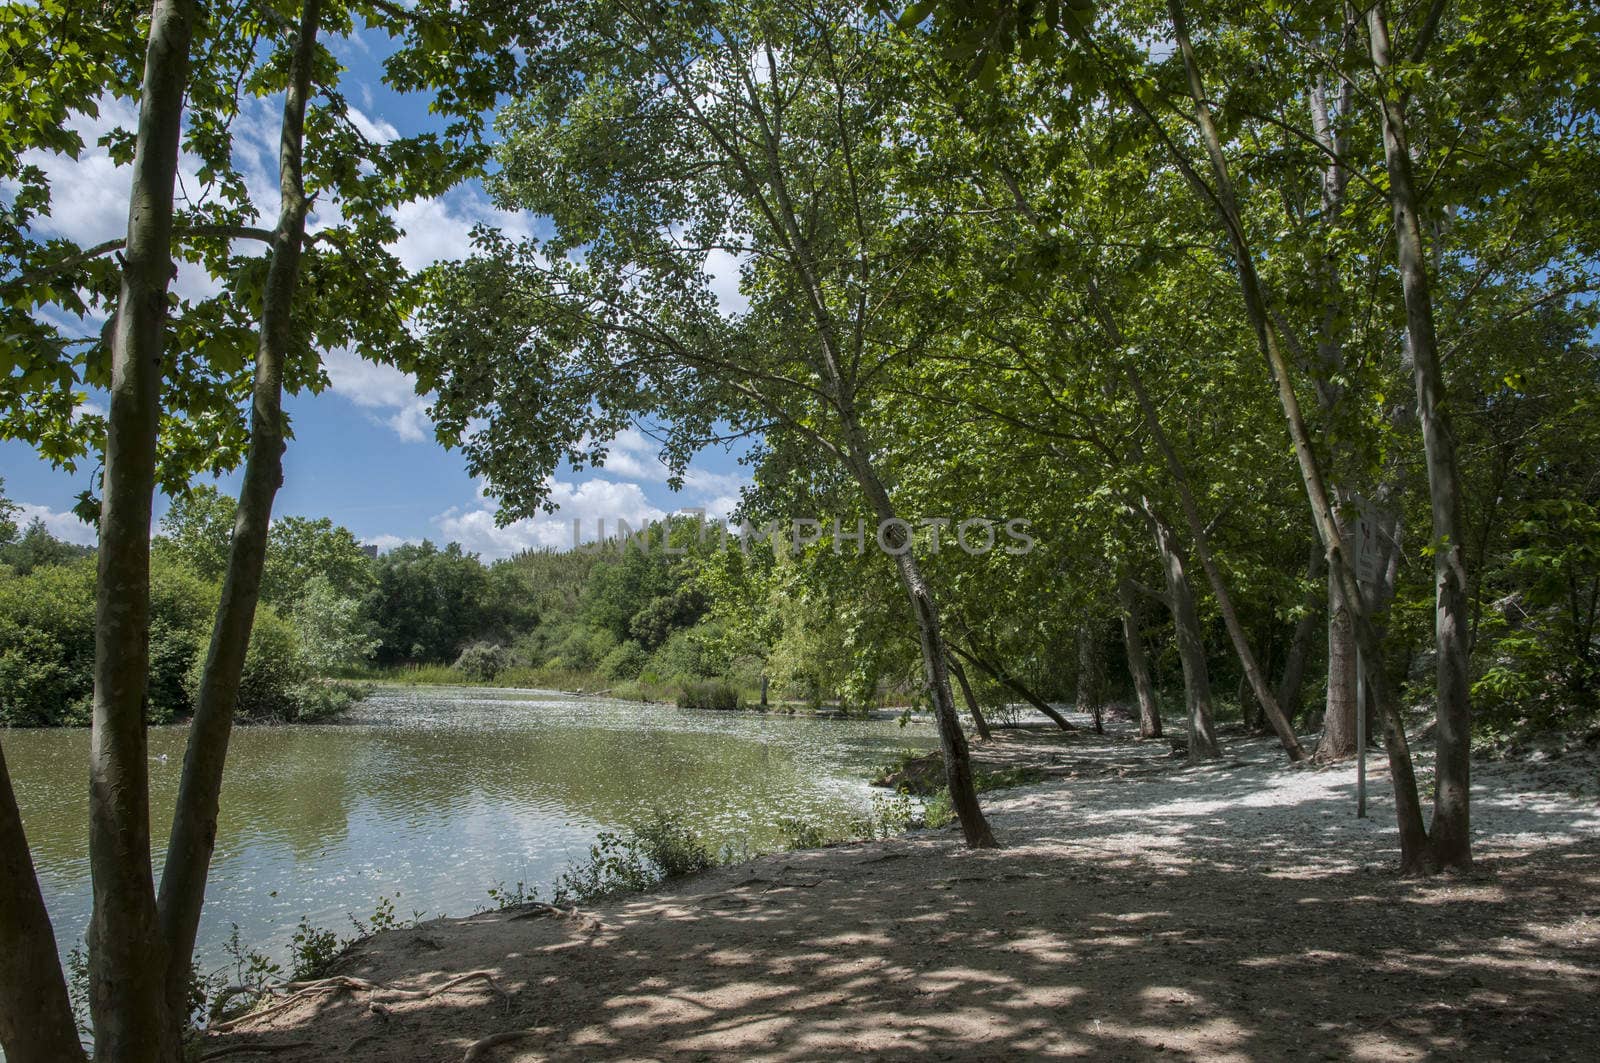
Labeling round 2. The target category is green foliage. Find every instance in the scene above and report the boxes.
[0,557,95,725]
[550,812,724,904]
[454,641,510,682]
[367,540,495,665]
[631,809,719,879]
[290,576,381,675]
[598,640,651,681]
[183,606,309,722]
[677,680,742,712]
[0,517,92,573]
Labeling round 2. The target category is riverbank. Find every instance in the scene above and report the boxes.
[201,726,1600,1061]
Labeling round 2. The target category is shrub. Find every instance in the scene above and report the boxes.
[598,640,651,680]
[677,679,741,711]
[0,559,96,726]
[633,809,717,878]
[184,605,309,721]
[454,641,509,682]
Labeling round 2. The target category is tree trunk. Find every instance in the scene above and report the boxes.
[947,655,992,740]
[158,0,320,1028]
[1319,556,1360,760]
[0,741,86,1063]
[1161,0,1429,868]
[1366,0,1472,872]
[842,430,994,848]
[1118,577,1163,738]
[1075,624,1105,734]
[1144,499,1220,760]
[1276,545,1324,723]
[1120,360,1306,760]
[89,2,197,1057]
[1307,61,1359,762]
[950,641,1076,731]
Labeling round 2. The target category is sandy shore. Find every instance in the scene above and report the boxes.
[202,725,1600,1061]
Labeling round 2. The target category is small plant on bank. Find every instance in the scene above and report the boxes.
[634,809,719,878]
[290,916,346,981]
[487,879,540,910]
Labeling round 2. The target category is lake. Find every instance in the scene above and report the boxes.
[8,686,937,984]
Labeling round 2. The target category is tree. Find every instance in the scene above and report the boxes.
[0,1,544,1054]
[421,0,997,846]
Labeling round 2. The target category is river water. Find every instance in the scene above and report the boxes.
[8,686,936,983]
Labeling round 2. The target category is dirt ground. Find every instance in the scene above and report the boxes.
[203,725,1600,1061]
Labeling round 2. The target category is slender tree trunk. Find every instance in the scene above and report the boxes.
[947,655,992,740]
[1366,0,1472,871]
[1160,0,1430,868]
[1144,499,1220,760]
[89,2,197,1057]
[1120,360,1306,760]
[842,431,994,848]
[1320,555,1360,760]
[158,0,320,1028]
[1076,624,1105,734]
[950,642,1076,731]
[1118,577,1163,738]
[1277,545,1324,723]
[0,741,86,1063]
[1307,53,1360,758]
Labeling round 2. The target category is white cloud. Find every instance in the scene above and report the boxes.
[14,502,97,547]
[388,190,536,273]
[321,346,433,442]
[434,477,669,559]
[348,105,399,144]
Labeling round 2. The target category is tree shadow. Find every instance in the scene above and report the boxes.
[203,733,1600,1061]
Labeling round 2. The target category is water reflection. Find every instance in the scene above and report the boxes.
[7,687,935,977]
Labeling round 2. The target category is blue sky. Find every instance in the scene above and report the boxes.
[1,20,752,560]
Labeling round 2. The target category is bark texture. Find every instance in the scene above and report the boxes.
[1366,0,1472,871]
[1161,0,1429,868]
[1118,577,1163,738]
[0,742,86,1063]
[158,0,321,1027]
[948,655,992,740]
[88,1,197,1056]
[1145,500,1220,760]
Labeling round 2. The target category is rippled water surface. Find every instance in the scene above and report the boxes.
[9,686,936,977]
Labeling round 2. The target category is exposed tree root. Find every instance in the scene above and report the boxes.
[208,985,351,1033]
[376,970,510,1004]
[196,1040,315,1060]
[508,901,609,931]
[461,1029,539,1062]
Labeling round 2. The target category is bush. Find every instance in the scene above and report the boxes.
[184,605,309,722]
[633,809,717,878]
[454,641,509,682]
[0,559,96,726]
[598,640,650,681]
[677,679,741,711]
[294,680,370,722]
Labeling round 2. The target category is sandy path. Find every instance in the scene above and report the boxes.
[203,726,1600,1061]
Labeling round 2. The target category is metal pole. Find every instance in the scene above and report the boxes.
[1356,643,1367,818]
